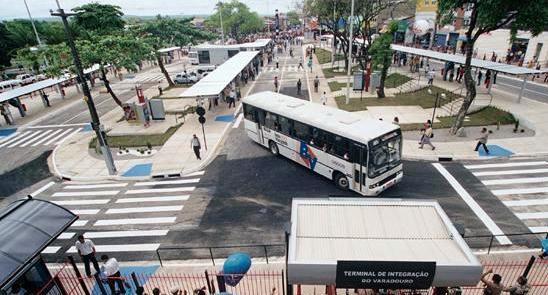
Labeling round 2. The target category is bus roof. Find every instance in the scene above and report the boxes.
[243,91,399,143]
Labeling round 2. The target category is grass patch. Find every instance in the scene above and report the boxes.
[89,123,182,152]
[385,73,412,88]
[322,66,360,78]
[314,48,345,64]
[399,106,516,131]
[334,86,460,112]
[328,81,353,92]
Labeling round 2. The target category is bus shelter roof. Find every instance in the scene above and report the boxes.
[288,198,482,287]
[157,46,181,53]
[0,198,77,288]
[391,44,545,75]
[0,65,100,104]
[179,51,259,98]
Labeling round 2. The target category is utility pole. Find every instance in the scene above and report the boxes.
[331,1,336,68]
[345,0,355,104]
[218,2,225,44]
[51,2,117,175]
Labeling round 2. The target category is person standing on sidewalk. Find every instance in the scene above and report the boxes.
[100,255,126,294]
[474,127,490,154]
[275,56,279,69]
[313,76,319,92]
[427,69,435,85]
[320,91,327,105]
[158,81,163,96]
[75,235,100,277]
[419,125,435,150]
[477,70,483,86]
[191,134,201,160]
[274,76,279,92]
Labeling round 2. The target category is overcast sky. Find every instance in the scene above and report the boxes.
[0,0,297,20]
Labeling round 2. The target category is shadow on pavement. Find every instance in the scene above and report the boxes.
[0,151,52,199]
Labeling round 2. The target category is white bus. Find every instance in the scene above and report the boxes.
[188,51,199,65]
[242,91,403,196]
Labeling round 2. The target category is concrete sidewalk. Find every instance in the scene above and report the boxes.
[311,43,548,160]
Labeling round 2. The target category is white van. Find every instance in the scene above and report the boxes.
[188,51,199,65]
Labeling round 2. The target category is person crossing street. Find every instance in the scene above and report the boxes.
[75,235,100,277]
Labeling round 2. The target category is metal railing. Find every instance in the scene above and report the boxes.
[463,231,548,254]
[156,243,286,267]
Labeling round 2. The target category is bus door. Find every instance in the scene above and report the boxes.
[351,143,367,193]
[256,109,266,145]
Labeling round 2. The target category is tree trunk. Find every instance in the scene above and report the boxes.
[451,40,476,134]
[156,54,174,87]
[100,67,123,108]
[377,61,388,98]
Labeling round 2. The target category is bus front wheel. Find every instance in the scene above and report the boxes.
[334,172,349,190]
[269,141,279,155]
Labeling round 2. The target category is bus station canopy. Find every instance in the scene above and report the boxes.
[179,51,259,98]
[0,64,101,104]
[157,46,181,53]
[0,198,77,288]
[193,39,271,51]
[391,44,545,75]
[288,198,482,288]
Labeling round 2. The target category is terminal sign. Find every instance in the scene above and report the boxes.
[336,261,436,290]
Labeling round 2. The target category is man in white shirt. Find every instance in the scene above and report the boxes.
[320,91,327,105]
[101,254,125,294]
[74,235,100,277]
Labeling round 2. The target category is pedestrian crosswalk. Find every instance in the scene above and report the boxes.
[0,125,88,149]
[264,65,305,72]
[126,73,164,84]
[40,173,203,257]
[465,160,548,234]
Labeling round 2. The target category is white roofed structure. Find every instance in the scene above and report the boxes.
[157,46,181,53]
[179,51,259,98]
[288,198,482,288]
[243,91,398,143]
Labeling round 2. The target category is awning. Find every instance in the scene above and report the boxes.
[179,51,259,98]
[0,198,77,288]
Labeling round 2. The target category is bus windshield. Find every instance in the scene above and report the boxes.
[368,131,402,178]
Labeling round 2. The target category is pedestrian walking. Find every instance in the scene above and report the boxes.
[298,58,304,70]
[228,89,236,108]
[503,276,530,295]
[480,269,503,295]
[296,79,302,95]
[75,235,100,277]
[158,81,163,96]
[320,91,327,105]
[485,70,491,88]
[313,76,319,92]
[40,90,51,107]
[477,70,483,86]
[427,69,435,85]
[275,56,279,69]
[474,127,490,154]
[191,134,201,160]
[100,254,126,294]
[308,56,313,72]
[419,125,435,150]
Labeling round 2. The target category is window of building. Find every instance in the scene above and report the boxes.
[198,50,210,64]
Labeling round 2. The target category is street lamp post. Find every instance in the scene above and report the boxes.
[345,0,355,104]
[428,88,446,126]
[51,4,117,175]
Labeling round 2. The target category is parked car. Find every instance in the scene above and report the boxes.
[15,74,36,85]
[174,72,198,84]
[0,80,20,93]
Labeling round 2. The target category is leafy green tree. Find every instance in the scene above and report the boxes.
[286,11,301,27]
[136,16,213,86]
[438,0,548,134]
[71,3,125,37]
[206,0,264,41]
[369,21,398,98]
[4,20,38,48]
[0,22,12,67]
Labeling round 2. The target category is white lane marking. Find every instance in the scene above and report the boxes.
[529,226,548,232]
[71,220,88,227]
[67,243,161,253]
[42,246,61,254]
[0,131,31,148]
[43,128,73,145]
[432,163,512,245]
[31,129,63,146]
[473,168,548,176]
[54,199,111,205]
[29,181,55,197]
[474,249,541,255]
[106,205,183,214]
[8,130,43,147]
[26,123,89,129]
[116,195,190,203]
[94,217,176,226]
[482,177,548,186]
[515,212,548,220]
[53,190,119,197]
[125,187,195,194]
[185,171,205,177]
[503,199,548,207]
[465,161,547,170]
[492,187,548,196]
[55,127,82,145]
[233,113,244,129]
[134,178,199,186]
[20,130,53,147]
[58,232,76,240]
[71,209,100,215]
[64,183,128,189]
[83,230,169,239]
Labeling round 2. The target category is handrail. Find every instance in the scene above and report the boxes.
[463,231,548,254]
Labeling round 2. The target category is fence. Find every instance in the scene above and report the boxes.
[463,232,548,254]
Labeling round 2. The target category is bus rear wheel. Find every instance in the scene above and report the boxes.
[269,141,279,155]
[334,172,349,190]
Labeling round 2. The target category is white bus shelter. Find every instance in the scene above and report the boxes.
[179,51,259,98]
[390,44,545,103]
[288,198,482,289]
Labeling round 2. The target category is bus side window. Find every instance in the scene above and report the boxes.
[264,112,279,130]
[243,104,256,122]
[257,109,266,125]
[293,121,310,142]
[333,136,350,160]
[278,116,292,135]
